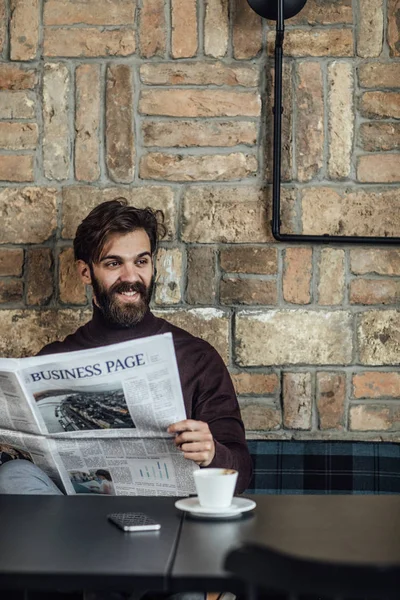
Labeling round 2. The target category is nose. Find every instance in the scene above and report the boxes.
[119,262,141,282]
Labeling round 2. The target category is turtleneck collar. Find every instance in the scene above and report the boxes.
[83,303,163,347]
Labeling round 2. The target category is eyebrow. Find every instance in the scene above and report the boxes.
[99,251,152,263]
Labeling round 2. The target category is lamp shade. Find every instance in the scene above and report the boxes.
[247,0,307,20]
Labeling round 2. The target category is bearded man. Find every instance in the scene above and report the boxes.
[0,198,252,495]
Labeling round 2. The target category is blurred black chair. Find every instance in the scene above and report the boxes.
[224,541,400,600]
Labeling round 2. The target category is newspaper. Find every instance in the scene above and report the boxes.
[0,333,198,496]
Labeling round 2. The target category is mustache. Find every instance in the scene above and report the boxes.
[110,281,147,296]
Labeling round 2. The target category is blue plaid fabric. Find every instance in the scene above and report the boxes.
[245,440,400,494]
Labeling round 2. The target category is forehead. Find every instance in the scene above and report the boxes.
[100,229,151,259]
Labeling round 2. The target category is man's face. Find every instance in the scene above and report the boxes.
[85,229,154,327]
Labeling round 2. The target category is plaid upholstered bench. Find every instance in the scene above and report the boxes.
[245,440,400,494]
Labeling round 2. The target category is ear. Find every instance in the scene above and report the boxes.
[76,260,92,286]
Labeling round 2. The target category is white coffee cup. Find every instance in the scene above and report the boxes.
[193,468,238,509]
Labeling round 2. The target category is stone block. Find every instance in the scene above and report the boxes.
[350,248,400,275]
[232,0,262,59]
[43,63,70,180]
[358,310,400,365]
[140,62,259,86]
[44,0,135,25]
[283,372,312,429]
[0,249,24,276]
[357,0,383,57]
[358,155,400,183]
[358,62,400,88]
[359,122,400,152]
[139,89,261,117]
[220,277,277,305]
[0,155,33,182]
[0,65,37,89]
[0,187,57,243]
[296,62,323,182]
[0,280,23,304]
[204,0,229,58]
[26,248,53,306]
[140,152,257,181]
[75,64,101,182]
[328,61,353,179]
[361,91,400,119]
[106,64,134,183]
[349,404,395,431]
[0,91,35,118]
[239,399,282,430]
[138,0,166,57]
[44,27,136,57]
[142,120,257,148]
[186,246,217,305]
[316,372,345,429]
[182,186,271,243]
[10,0,40,60]
[171,0,197,58]
[154,248,183,305]
[235,309,353,365]
[283,247,312,304]
[231,371,279,395]
[350,279,400,305]
[353,371,400,399]
[220,246,278,274]
[318,248,345,305]
[0,122,38,150]
[59,247,87,305]
[267,28,354,57]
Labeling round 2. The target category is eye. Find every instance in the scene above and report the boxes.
[136,257,150,266]
[104,261,120,268]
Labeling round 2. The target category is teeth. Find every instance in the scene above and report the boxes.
[120,291,137,296]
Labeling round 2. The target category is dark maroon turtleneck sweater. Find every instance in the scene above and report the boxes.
[38,306,253,493]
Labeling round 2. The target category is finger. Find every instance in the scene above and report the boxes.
[167,420,208,434]
[173,431,213,446]
[180,441,214,453]
[182,451,212,465]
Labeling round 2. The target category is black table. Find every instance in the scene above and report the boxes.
[0,495,182,592]
[171,495,400,596]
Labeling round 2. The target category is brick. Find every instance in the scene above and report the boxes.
[204,0,229,58]
[296,62,323,182]
[349,405,394,431]
[357,0,383,57]
[0,123,38,150]
[280,187,298,235]
[268,28,354,57]
[0,249,24,276]
[316,372,345,430]
[10,0,40,60]
[171,0,197,58]
[361,91,400,119]
[220,247,278,275]
[0,0,4,52]
[26,248,53,306]
[43,63,70,181]
[359,122,400,152]
[0,280,23,304]
[140,62,259,87]
[106,65,134,183]
[317,375,347,433]
[0,156,34,182]
[231,372,279,395]
[75,64,101,182]
[0,65,37,89]
[0,91,35,119]
[353,372,400,399]
[43,28,136,57]
[283,247,312,304]
[59,247,87,305]
[358,310,400,365]
[283,372,312,430]
[235,310,352,366]
[0,188,57,244]
[44,0,135,25]
[154,248,183,305]
[318,248,345,305]
[350,279,400,305]
[220,277,277,305]
[328,61,353,179]
[288,0,352,24]
[232,0,262,59]
[388,0,400,56]
[301,188,400,237]
[139,0,166,58]
[0,309,91,357]
[186,246,217,305]
[351,248,400,275]
[62,186,176,241]
[239,399,281,430]
[140,152,257,181]
[358,62,400,88]
[182,186,271,243]
[142,120,257,148]
[266,63,292,182]
[358,155,400,183]
[139,90,261,117]
[155,308,229,363]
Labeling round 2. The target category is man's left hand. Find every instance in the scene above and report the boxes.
[167,419,216,467]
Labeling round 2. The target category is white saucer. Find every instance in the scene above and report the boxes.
[175,496,256,519]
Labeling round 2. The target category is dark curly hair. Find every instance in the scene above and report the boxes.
[73,198,166,264]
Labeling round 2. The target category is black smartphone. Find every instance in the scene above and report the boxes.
[107,512,161,532]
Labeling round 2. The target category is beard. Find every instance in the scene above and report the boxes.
[90,270,154,328]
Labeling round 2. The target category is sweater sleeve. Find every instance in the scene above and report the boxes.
[191,346,253,494]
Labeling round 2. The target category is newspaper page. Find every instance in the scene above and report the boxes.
[0,333,198,495]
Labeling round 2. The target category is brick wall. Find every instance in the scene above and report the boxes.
[1,0,400,441]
